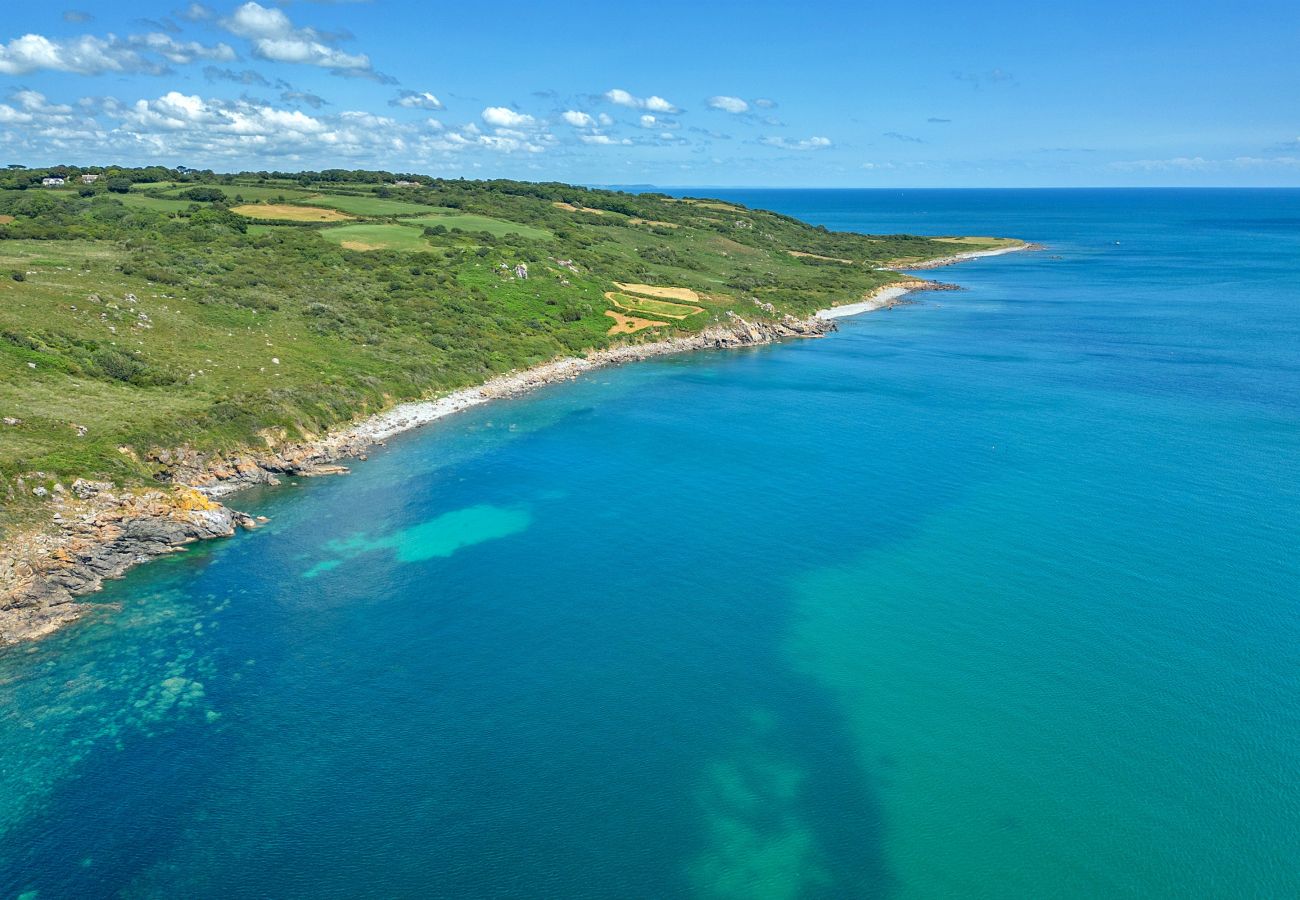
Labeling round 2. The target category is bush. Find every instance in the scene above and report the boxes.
[10,272,24,282]
[181,187,228,202]
[106,177,132,194]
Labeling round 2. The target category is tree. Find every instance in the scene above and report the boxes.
[181,186,228,202]
[106,177,132,194]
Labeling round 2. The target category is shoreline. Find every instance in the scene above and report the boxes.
[0,314,830,645]
[816,282,927,319]
[899,242,1039,271]
[1,242,1034,647]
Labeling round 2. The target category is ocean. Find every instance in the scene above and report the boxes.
[2,189,1297,898]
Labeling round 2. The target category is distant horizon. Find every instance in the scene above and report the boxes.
[13,163,1300,193]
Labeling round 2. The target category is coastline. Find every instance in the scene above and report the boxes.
[899,242,1039,270]
[0,314,830,646]
[1,242,1034,647]
[816,281,929,318]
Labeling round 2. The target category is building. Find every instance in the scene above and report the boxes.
[41,176,66,187]
[80,173,100,184]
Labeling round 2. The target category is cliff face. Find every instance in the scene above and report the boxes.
[1,484,254,644]
[0,315,834,647]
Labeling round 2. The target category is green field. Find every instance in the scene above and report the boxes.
[112,194,203,214]
[606,292,703,319]
[299,194,432,216]
[165,185,313,203]
[317,223,433,251]
[408,214,553,240]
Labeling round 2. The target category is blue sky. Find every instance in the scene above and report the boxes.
[2,0,1298,186]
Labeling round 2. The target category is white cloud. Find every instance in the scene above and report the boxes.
[0,86,564,163]
[0,31,233,76]
[580,133,632,146]
[220,2,372,72]
[707,95,748,114]
[754,98,777,109]
[482,106,534,128]
[640,114,656,128]
[222,2,293,39]
[604,88,637,107]
[761,135,832,151]
[129,33,236,65]
[603,88,679,114]
[561,110,594,127]
[392,90,444,110]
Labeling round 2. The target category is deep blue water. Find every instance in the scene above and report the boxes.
[2,189,1298,898]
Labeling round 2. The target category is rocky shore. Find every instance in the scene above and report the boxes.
[0,313,833,646]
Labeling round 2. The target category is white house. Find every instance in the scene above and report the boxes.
[41,176,66,187]
[80,173,100,184]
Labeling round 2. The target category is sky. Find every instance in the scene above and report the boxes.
[1,0,1298,187]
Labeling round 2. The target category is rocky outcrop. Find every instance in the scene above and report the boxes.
[1,486,256,645]
[0,313,833,647]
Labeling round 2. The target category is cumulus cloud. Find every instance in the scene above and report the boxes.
[220,2,372,73]
[0,85,565,163]
[561,110,594,127]
[0,31,233,76]
[707,95,748,114]
[131,33,236,65]
[761,135,832,151]
[481,106,533,128]
[603,88,679,114]
[391,90,444,110]
[580,133,632,146]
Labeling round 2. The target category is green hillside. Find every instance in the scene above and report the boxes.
[0,166,1020,533]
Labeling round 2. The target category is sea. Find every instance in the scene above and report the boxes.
[2,189,1298,898]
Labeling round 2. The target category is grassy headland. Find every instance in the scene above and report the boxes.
[0,166,1021,536]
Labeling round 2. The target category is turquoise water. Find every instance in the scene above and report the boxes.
[2,189,1298,897]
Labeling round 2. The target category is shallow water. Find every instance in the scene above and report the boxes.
[2,189,1298,897]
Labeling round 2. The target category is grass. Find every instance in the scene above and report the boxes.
[177,185,313,203]
[298,195,432,216]
[232,204,354,223]
[605,292,703,319]
[407,214,553,240]
[113,194,200,214]
[317,223,432,251]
